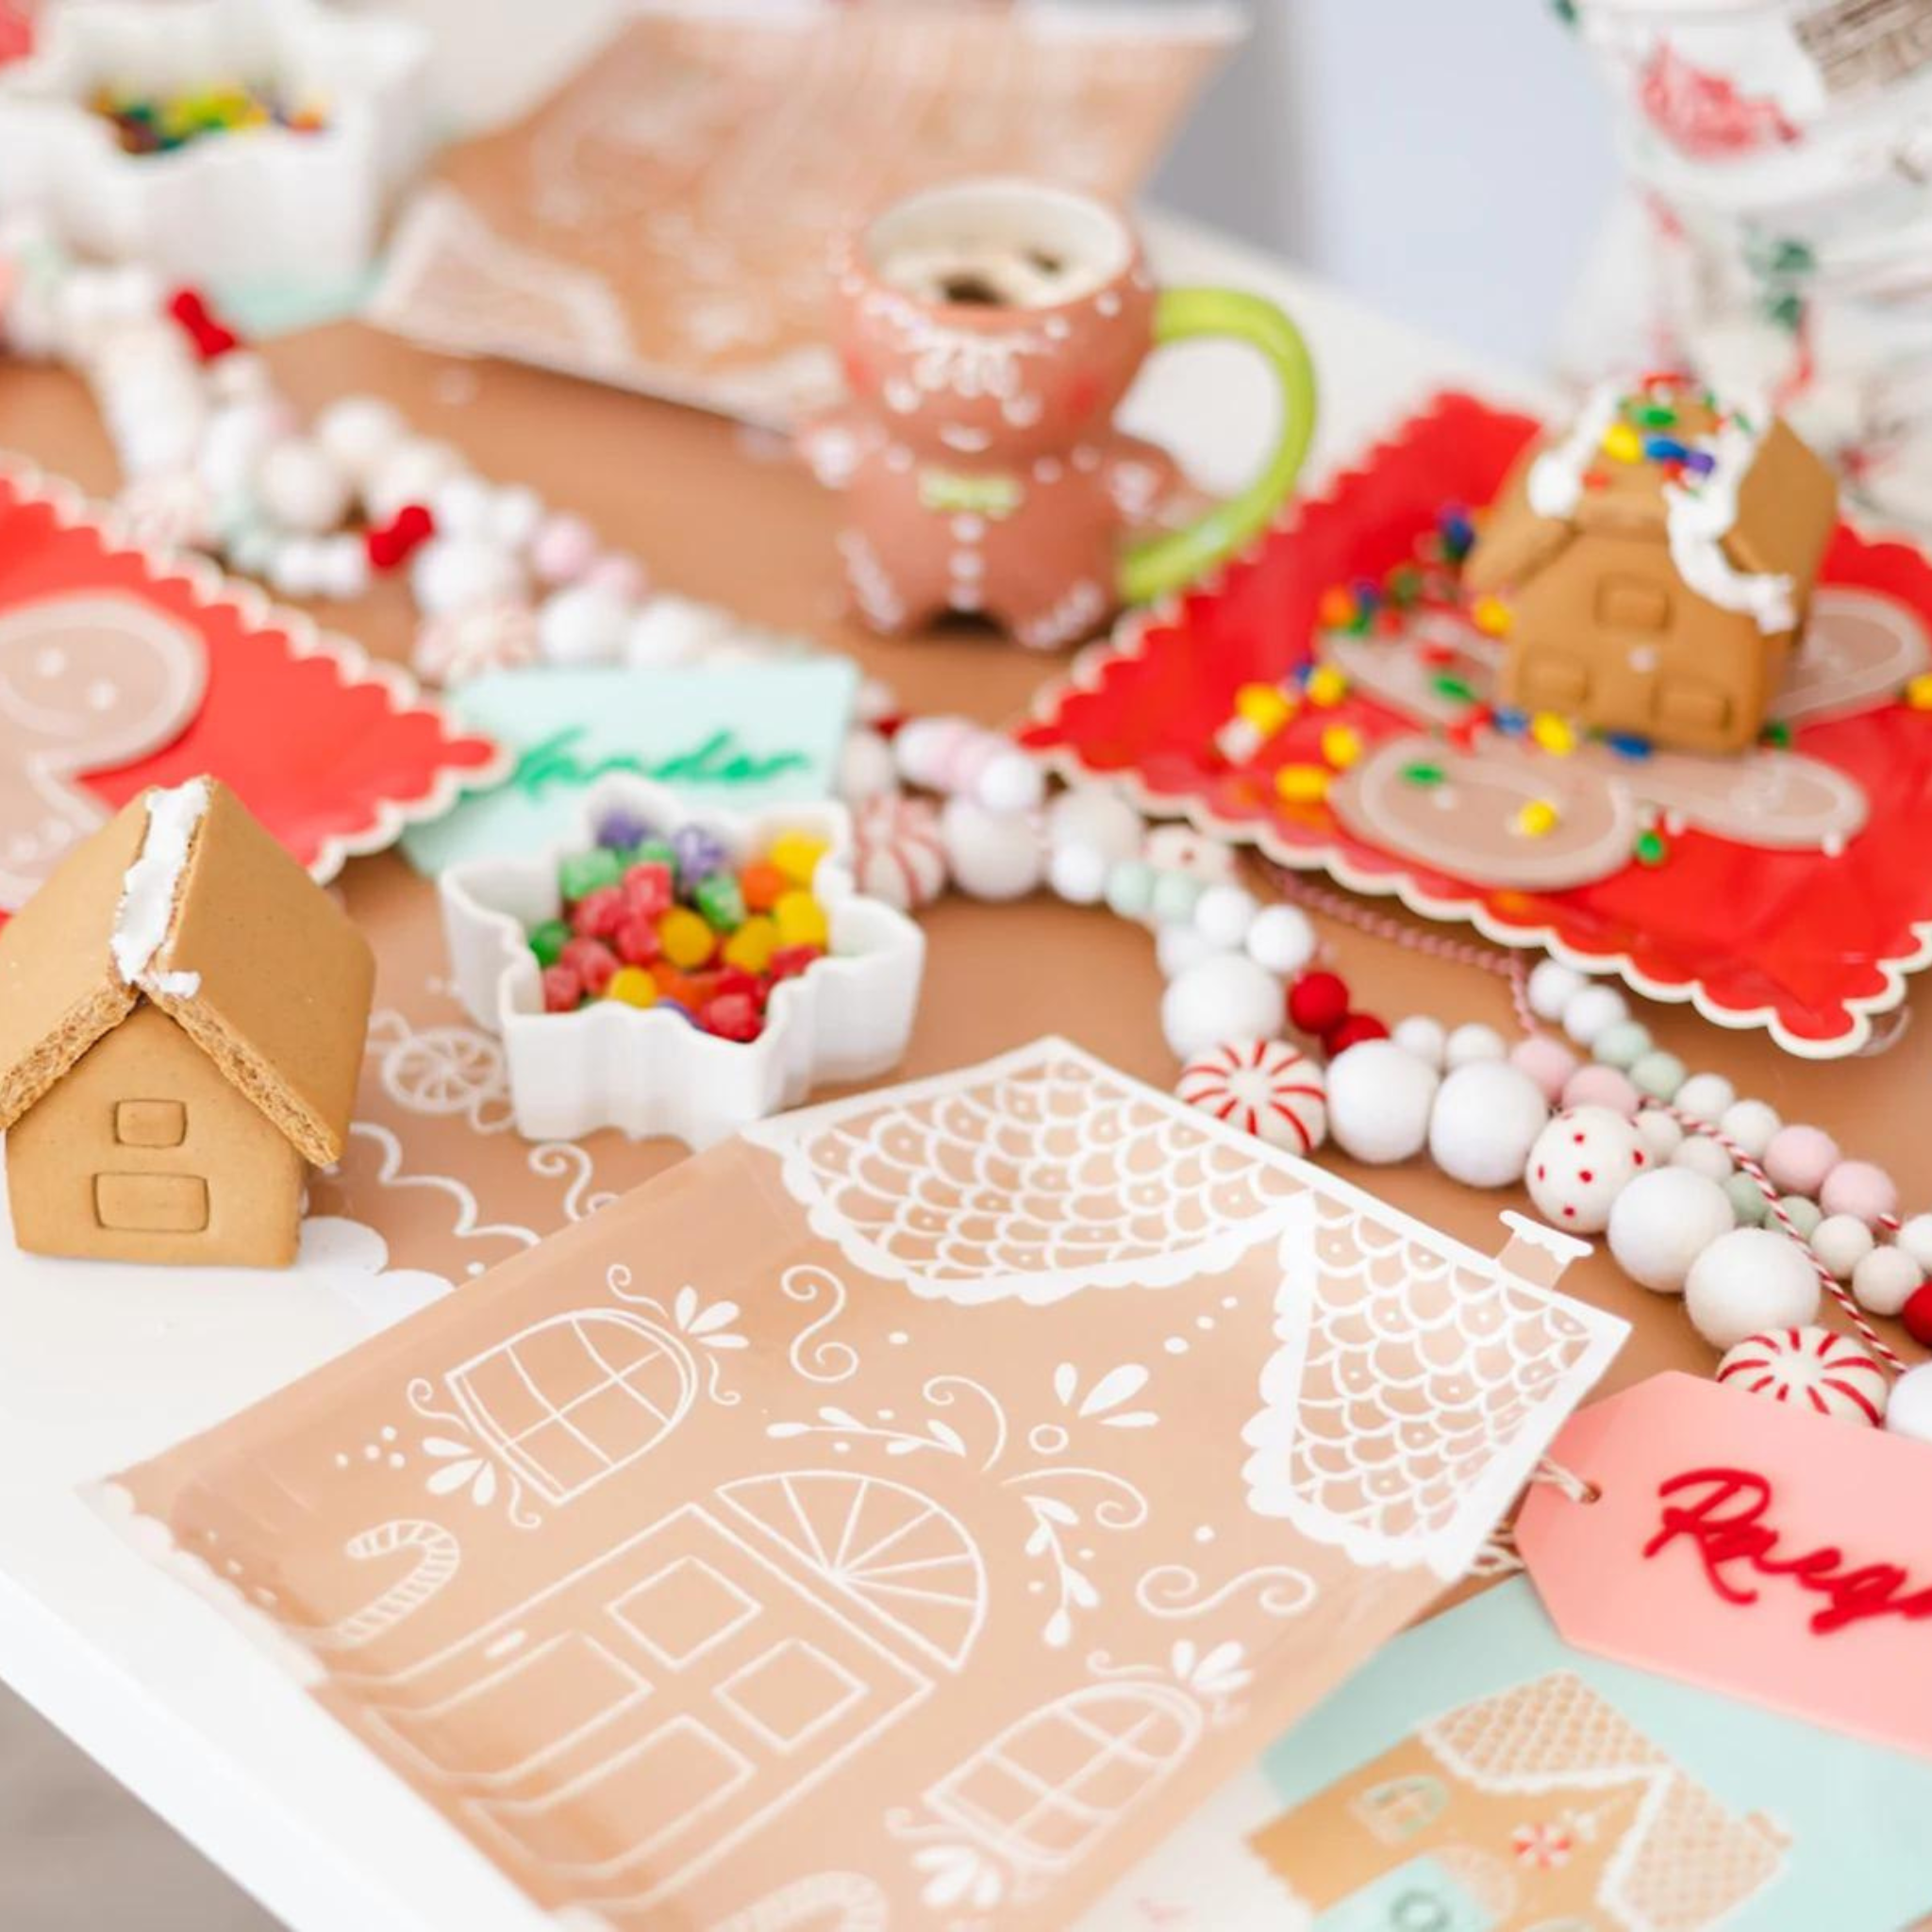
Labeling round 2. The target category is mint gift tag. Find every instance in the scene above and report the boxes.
[401,662,858,874]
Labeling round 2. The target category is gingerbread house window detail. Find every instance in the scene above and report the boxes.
[446,1311,696,1505]
[925,1684,1201,1871]
[1352,1773,1449,1844]
[114,1099,187,1147]
[93,1172,208,1233]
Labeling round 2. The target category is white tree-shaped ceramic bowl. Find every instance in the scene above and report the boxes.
[439,775,926,1148]
[0,0,428,292]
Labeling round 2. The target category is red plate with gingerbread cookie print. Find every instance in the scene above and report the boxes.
[0,462,505,919]
[1022,391,1932,1058]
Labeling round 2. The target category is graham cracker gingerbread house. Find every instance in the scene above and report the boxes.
[1464,379,1839,755]
[1250,1669,1788,1931]
[0,776,374,1268]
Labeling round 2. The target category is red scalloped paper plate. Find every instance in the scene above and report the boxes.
[0,461,505,919]
[1021,392,1932,1058]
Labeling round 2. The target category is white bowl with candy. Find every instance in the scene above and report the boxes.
[439,775,925,1147]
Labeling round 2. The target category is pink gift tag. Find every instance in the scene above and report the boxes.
[1517,1371,1932,1760]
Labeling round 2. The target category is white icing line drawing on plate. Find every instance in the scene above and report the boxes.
[743,1041,1307,1305]
[334,1493,941,1913]
[718,1472,987,1674]
[779,1263,862,1385]
[366,1010,517,1134]
[304,1519,461,1654]
[342,1120,542,1252]
[0,592,207,911]
[1131,1560,1316,1622]
[887,1644,1235,1913]
[1241,1195,1618,1580]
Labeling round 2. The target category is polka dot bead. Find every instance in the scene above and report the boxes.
[1685,1227,1822,1351]
[1160,953,1283,1061]
[1819,1158,1900,1228]
[1762,1124,1840,1196]
[1609,1168,1737,1293]
[848,793,948,911]
[1326,1041,1440,1165]
[1716,1325,1890,1428]
[1176,1039,1327,1155]
[1427,1060,1548,1189]
[1525,1105,1649,1233]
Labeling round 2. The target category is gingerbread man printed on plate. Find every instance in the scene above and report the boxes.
[804,177,1317,651]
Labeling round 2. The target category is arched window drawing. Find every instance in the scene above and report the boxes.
[447,1310,695,1504]
[1353,1774,1449,1845]
[719,1472,987,1672]
[923,1683,1201,1874]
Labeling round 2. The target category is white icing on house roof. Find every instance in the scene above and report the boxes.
[1525,378,1796,635]
[109,776,208,998]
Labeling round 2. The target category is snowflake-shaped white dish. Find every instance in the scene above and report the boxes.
[0,0,428,291]
[439,774,925,1149]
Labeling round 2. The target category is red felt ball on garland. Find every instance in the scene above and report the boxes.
[1324,1012,1389,1056]
[1903,1281,1932,1349]
[1287,969,1349,1037]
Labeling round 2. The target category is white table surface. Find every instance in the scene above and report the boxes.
[0,210,1557,1932]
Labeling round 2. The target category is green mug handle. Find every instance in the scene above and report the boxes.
[1118,286,1318,607]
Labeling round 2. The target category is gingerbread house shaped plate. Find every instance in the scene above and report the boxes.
[104,1039,1623,1929]
[1022,393,1932,1057]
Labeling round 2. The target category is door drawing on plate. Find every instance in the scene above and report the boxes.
[354,1474,988,1912]
[443,1308,696,1506]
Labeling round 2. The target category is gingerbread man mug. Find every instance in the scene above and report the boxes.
[802,177,1316,649]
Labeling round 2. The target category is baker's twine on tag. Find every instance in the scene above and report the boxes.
[1469,1456,1599,1578]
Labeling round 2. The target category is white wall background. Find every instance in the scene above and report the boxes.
[1154,1,1623,370]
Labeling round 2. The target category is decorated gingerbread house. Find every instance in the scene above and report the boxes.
[1250,1670,1787,1930]
[0,777,373,1268]
[1464,380,1838,754]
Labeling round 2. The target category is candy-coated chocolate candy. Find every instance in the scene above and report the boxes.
[559,847,624,902]
[774,890,829,950]
[739,860,788,913]
[702,991,762,1041]
[658,906,717,970]
[613,915,661,967]
[723,916,776,974]
[594,806,656,851]
[558,936,618,997]
[769,943,823,982]
[528,918,571,967]
[570,884,626,940]
[622,860,674,919]
[694,872,746,933]
[541,963,582,1012]
[608,966,658,1008]
[769,829,829,889]
[672,823,729,883]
